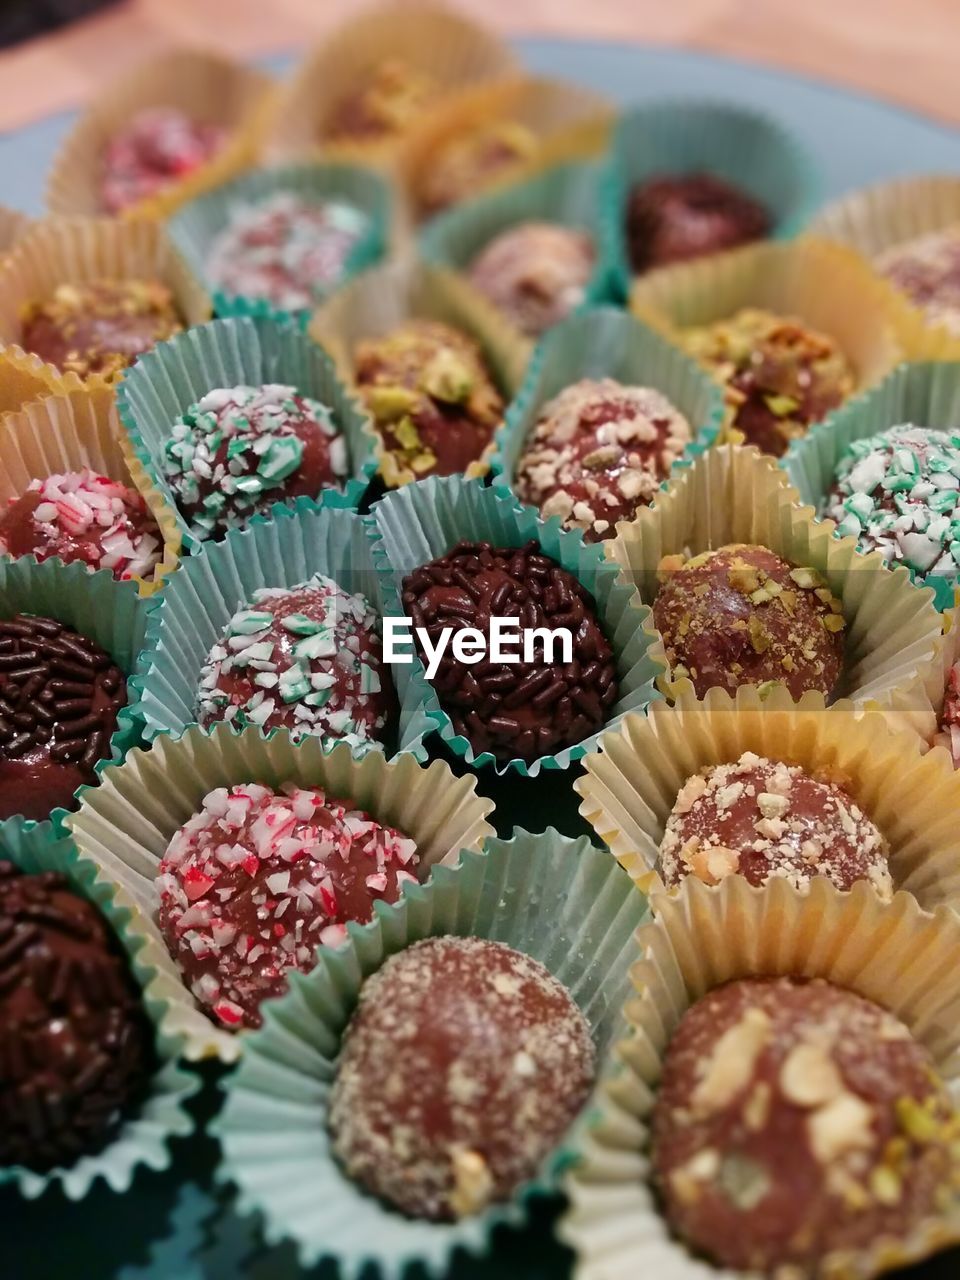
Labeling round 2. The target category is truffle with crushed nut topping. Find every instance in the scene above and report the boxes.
[876,226,960,336]
[325,59,436,142]
[416,121,539,218]
[466,220,595,337]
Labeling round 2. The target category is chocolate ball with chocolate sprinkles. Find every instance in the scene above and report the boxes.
[0,862,153,1172]
[626,173,771,274]
[0,615,126,822]
[514,377,693,541]
[163,384,348,541]
[658,751,892,896]
[157,782,419,1030]
[652,976,960,1273]
[653,544,845,700]
[196,574,392,748]
[329,936,595,1220]
[401,540,619,763]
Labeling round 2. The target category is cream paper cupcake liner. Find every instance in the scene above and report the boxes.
[46,48,273,222]
[560,876,960,1280]
[0,384,180,596]
[0,343,70,419]
[575,686,960,912]
[0,217,212,393]
[258,1,518,170]
[310,256,532,488]
[215,826,650,1278]
[66,722,496,1062]
[609,444,944,711]
[629,237,905,442]
[0,204,29,256]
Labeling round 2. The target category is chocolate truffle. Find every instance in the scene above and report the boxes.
[329,936,595,1220]
[0,862,153,1172]
[101,107,227,215]
[652,976,960,1272]
[659,752,892,897]
[0,614,126,822]
[163,383,348,541]
[466,220,595,337]
[196,574,391,747]
[514,377,693,541]
[401,539,619,763]
[937,661,960,767]
[0,469,163,581]
[823,425,960,580]
[354,319,504,484]
[416,121,538,218]
[626,172,771,274]
[21,279,183,382]
[326,58,436,142]
[653,544,846,700]
[157,782,419,1029]
[876,227,960,335]
[683,308,854,457]
[204,191,370,313]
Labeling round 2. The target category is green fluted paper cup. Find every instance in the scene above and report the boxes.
[0,815,197,1199]
[167,162,391,326]
[215,826,649,1278]
[489,305,725,510]
[0,556,153,827]
[604,99,818,300]
[116,314,377,553]
[134,500,433,759]
[369,475,666,776]
[784,361,960,611]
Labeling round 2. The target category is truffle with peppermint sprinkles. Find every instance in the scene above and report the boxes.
[823,425,960,581]
[659,751,892,897]
[101,107,228,215]
[157,782,420,1030]
[163,383,348,541]
[329,936,595,1220]
[514,377,693,541]
[196,574,391,747]
[0,469,163,581]
[204,191,370,313]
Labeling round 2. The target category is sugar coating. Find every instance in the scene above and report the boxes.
[514,377,692,541]
[329,936,595,1220]
[876,226,960,336]
[157,781,419,1030]
[467,220,595,337]
[101,107,227,214]
[196,574,390,749]
[659,751,892,898]
[653,976,960,1273]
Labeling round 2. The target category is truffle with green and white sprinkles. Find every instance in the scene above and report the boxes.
[823,425,960,579]
[196,573,392,747]
[163,384,348,540]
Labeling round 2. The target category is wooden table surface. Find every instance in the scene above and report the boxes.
[1,0,959,135]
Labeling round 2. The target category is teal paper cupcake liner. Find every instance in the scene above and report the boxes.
[116,314,378,553]
[215,826,650,1278]
[167,161,391,326]
[489,304,726,508]
[0,815,197,1200]
[0,555,153,828]
[134,500,433,759]
[369,475,666,776]
[784,361,960,611]
[603,98,819,301]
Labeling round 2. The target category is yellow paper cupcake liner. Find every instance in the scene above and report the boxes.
[608,445,944,710]
[560,876,960,1280]
[0,204,29,256]
[46,48,273,222]
[0,343,65,420]
[66,723,496,1062]
[0,384,180,596]
[576,686,960,912]
[310,256,531,488]
[0,217,212,394]
[259,1,518,170]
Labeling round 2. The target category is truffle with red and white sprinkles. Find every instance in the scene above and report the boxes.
[0,469,163,581]
[163,384,348,540]
[196,575,391,747]
[514,377,693,541]
[204,191,370,313]
[101,107,227,215]
[157,782,420,1030]
[658,752,892,897]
